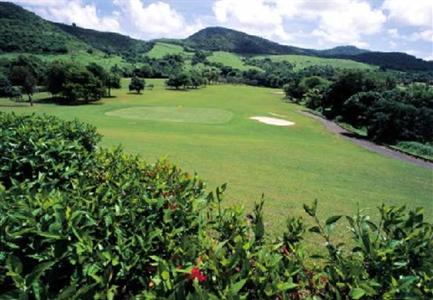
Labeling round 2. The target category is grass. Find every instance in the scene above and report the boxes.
[0,51,127,69]
[1,79,432,234]
[207,51,259,71]
[106,106,233,124]
[254,54,376,70]
[144,42,193,59]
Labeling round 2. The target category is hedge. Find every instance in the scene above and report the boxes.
[0,112,432,299]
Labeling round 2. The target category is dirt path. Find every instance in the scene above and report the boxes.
[299,111,433,170]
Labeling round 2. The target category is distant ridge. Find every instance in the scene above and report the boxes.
[0,2,432,71]
[183,27,309,55]
[52,22,154,59]
[316,46,370,56]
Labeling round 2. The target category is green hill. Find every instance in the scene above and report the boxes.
[254,54,375,70]
[338,52,433,71]
[53,22,153,60]
[1,2,431,71]
[316,46,369,56]
[184,27,308,55]
[0,2,88,53]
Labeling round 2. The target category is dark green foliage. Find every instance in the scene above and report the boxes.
[185,27,308,55]
[166,72,192,90]
[339,52,433,71]
[0,2,83,53]
[8,65,36,105]
[106,73,121,96]
[134,55,184,78]
[129,76,145,93]
[342,91,383,127]
[8,55,47,85]
[191,50,209,65]
[0,74,12,97]
[322,70,383,119]
[53,22,153,61]
[0,112,100,190]
[0,112,432,299]
[46,61,105,103]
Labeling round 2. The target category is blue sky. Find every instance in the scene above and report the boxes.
[11,0,433,60]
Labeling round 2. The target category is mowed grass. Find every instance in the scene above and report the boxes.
[254,54,376,70]
[1,79,432,233]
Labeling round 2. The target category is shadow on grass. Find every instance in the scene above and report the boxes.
[35,97,111,106]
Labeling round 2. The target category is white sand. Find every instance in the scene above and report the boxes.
[250,116,295,126]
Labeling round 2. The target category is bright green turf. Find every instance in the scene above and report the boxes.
[207,51,258,71]
[106,106,233,124]
[1,79,431,233]
[254,54,376,70]
[145,42,193,59]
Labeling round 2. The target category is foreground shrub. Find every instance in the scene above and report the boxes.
[0,112,432,299]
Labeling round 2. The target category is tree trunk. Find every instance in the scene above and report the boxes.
[28,95,33,106]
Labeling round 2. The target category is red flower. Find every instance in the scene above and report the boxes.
[190,267,207,283]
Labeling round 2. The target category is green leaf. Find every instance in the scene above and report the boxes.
[162,271,170,281]
[303,200,318,217]
[230,279,247,294]
[326,215,342,226]
[277,281,297,291]
[25,261,56,287]
[350,288,366,299]
[309,226,321,234]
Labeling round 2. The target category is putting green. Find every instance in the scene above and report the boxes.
[106,106,234,124]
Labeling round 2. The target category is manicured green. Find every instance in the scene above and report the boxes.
[1,79,431,231]
[106,106,234,124]
[255,54,376,70]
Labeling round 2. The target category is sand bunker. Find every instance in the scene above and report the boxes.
[250,116,295,126]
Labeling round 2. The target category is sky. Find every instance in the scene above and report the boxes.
[10,0,433,60]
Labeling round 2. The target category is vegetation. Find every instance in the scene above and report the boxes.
[0,112,432,299]
[185,27,308,55]
[129,76,145,94]
[1,80,431,227]
[53,22,153,61]
[144,42,192,60]
[254,54,374,71]
[393,141,433,161]
[0,2,86,54]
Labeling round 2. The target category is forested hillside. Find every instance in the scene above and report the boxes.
[183,27,308,55]
[0,2,88,53]
[53,22,154,61]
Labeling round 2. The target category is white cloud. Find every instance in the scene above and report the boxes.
[212,0,291,41]
[409,30,433,42]
[212,0,385,46]
[310,0,385,45]
[424,55,433,61]
[13,0,120,32]
[387,28,400,38]
[113,0,202,39]
[383,0,432,28]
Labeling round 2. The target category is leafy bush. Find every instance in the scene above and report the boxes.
[1,112,432,299]
[394,141,433,160]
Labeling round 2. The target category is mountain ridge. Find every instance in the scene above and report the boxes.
[0,2,432,71]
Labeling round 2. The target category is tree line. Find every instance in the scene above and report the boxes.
[0,55,120,105]
[283,69,433,148]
